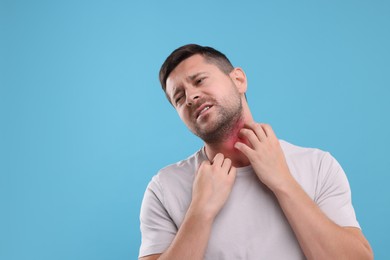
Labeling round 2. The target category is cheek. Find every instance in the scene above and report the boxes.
[178,109,192,124]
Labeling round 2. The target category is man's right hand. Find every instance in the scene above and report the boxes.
[190,153,237,221]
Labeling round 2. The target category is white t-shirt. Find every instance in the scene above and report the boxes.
[139,140,360,259]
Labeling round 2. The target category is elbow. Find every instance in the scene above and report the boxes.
[361,236,374,260]
[353,239,374,260]
[364,244,374,260]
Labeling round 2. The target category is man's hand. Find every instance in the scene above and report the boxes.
[191,153,237,220]
[234,122,293,191]
[141,154,237,260]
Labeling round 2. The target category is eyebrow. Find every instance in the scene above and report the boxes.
[169,72,208,101]
[188,72,207,81]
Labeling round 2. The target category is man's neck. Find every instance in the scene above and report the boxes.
[204,118,252,168]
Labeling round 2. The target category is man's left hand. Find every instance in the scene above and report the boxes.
[234,122,294,191]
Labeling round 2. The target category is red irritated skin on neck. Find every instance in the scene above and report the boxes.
[205,117,253,168]
[230,120,254,157]
[229,120,248,150]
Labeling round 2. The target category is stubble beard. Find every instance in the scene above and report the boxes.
[193,97,243,144]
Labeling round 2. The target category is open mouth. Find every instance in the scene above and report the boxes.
[196,105,213,119]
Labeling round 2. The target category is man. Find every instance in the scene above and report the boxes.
[139,44,373,259]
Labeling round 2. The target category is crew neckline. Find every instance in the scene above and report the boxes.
[199,147,254,174]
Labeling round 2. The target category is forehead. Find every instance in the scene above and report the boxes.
[168,55,209,80]
[166,55,217,92]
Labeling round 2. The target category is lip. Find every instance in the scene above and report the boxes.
[195,104,213,120]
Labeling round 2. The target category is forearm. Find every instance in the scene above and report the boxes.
[158,204,214,260]
[234,123,372,259]
[273,179,373,260]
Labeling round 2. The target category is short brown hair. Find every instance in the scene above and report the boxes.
[159,44,234,92]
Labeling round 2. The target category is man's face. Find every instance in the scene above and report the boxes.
[166,54,244,143]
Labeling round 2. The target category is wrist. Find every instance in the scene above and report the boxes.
[269,174,299,198]
[187,201,217,224]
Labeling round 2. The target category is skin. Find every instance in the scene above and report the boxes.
[140,54,373,260]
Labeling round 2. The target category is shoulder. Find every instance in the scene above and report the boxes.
[280,139,327,159]
[148,148,205,192]
[279,140,338,194]
[280,140,340,171]
[279,139,338,170]
[142,149,204,218]
[158,148,204,178]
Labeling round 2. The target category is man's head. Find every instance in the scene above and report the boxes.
[160,44,248,144]
[159,44,234,95]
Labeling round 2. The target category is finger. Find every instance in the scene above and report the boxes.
[196,160,209,175]
[228,166,237,180]
[239,128,260,149]
[221,158,232,172]
[252,123,268,141]
[261,124,277,140]
[212,153,224,166]
[199,160,211,168]
[234,141,254,159]
[245,122,267,142]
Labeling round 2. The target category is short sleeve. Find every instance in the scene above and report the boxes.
[139,175,177,258]
[315,152,360,228]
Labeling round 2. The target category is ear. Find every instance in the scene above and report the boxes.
[229,68,247,94]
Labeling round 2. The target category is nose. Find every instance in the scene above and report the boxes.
[185,89,200,107]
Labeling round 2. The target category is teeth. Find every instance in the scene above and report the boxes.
[197,106,210,118]
[201,106,210,113]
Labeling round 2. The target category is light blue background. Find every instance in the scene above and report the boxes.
[1,0,389,259]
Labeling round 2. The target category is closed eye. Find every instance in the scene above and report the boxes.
[195,77,206,86]
[175,95,184,105]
